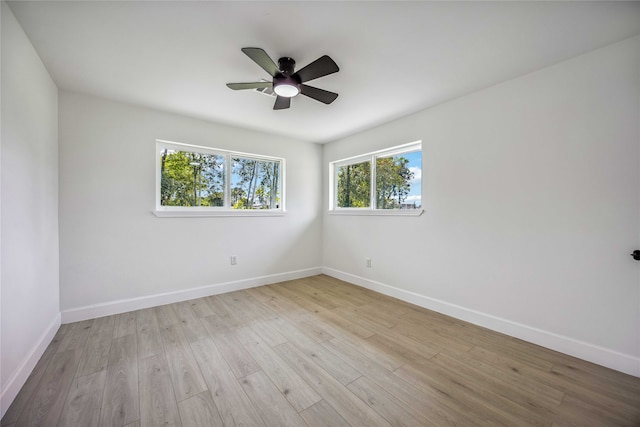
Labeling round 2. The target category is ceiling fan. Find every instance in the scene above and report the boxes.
[227,47,339,110]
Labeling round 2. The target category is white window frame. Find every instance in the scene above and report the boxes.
[154,140,285,217]
[329,141,423,216]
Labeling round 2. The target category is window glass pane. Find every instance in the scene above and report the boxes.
[375,150,421,209]
[337,161,371,208]
[231,157,281,209]
[160,149,225,207]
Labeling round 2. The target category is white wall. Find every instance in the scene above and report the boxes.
[323,36,640,375]
[0,2,60,417]
[58,92,322,319]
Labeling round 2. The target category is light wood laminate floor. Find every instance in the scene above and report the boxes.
[3,275,640,426]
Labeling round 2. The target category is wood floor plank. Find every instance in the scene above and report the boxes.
[99,334,139,427]
[320,285,371,308]
[549,361,640,408]
[218,290,278,323]
[186,297,215,318]
[77,315,116,377]
[467,344,640,422]
[56,319,94,353]
[365,297,416,318]
[1,328,63,424]
[239,370,307,427]
[139,354,181,427]
[348,304,400,329]
[300,400,351,427]
[247,318,288,347]
[322,330,403,373]
[200,312,232,336]
[392,365,509,427]
[326,277,392,298]
[191,338,266,427]
[322,337,480,427]
[394,362,540,427]
[295,320,335,343]
[334,306,446,362]
[468,345,555,380]
[556,359,640,394]
[391,317,475,354]
[274,341,391,427]
[280,279,339,310]
[15,349,82,427]
[58,370,107,427]
[216,291,263,323]
[459,334,559,372]
[314,308,375,339]
[347,375,437,427]
[309,274,345,288]
[437,347,565,407]
[270,284,330,314]
[304,276,364,309]
[159,324,208,401]
[365,333,435,369]
[154,304,180,329]
[57,323,73,336]
[211,331,262,379]
[206,295,244,329]
[247,286,311,319]
[136,307,163,359]
[430,352,561,426]
[177,391,224,427]
[400,305,515,351]
[113,311,137,339]
[269,317,362,385]
[173,301,210,343]
[556,392,640,427]
[201,315,262,379]
[235,326,322,412]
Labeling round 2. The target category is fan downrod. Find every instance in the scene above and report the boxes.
[277,57,296,76]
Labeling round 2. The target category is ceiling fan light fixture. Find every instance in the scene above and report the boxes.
[273,80,300,98]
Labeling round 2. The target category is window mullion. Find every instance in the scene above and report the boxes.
[225,153,232,208]
[370,155,376,209]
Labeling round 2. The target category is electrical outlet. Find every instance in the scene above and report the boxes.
[230,255,237,265]
[366,258,372,268]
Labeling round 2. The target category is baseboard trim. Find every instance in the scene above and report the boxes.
[1,312,61,419]
[322,267,640,377]
[61,267,323,324]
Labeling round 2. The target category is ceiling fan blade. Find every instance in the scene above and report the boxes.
[273,96,291,110]
[226,82,272,90]
[300,85,339,104]
[294,55,339,83]
[241,47,279,77]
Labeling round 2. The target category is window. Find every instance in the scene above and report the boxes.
[155,140,284,217]
[230,157,281,210]
[330,141,422,215]
[337,160,371,208]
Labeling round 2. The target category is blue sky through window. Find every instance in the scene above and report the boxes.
[403,150,422,207]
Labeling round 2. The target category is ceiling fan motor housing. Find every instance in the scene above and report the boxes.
[277,57,296,76]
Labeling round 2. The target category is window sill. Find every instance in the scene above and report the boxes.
[328,209,424,217]
[153,209,286,218]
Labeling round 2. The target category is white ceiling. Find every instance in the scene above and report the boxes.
[8,1,640,143]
